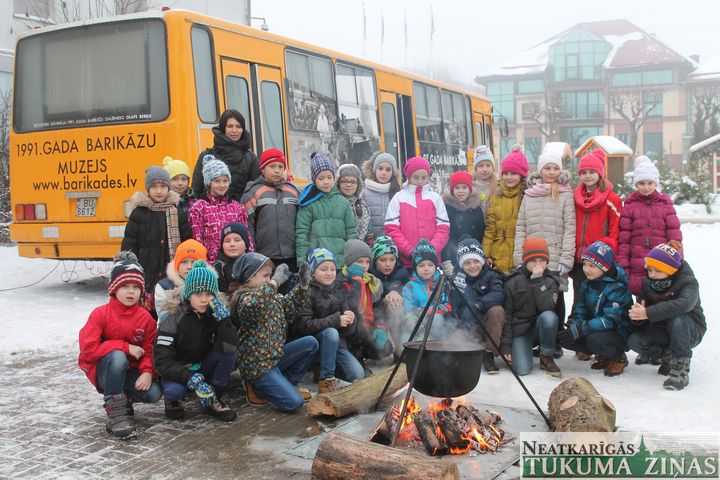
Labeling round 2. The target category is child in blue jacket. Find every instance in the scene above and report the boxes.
[558,240,633,376]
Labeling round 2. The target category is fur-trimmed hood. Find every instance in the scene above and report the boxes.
[165,261,185,288]
[128,189,181,210]
[160,266,222,316]
[442,191,483,212]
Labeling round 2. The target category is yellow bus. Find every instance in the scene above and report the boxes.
[9,9,495,260]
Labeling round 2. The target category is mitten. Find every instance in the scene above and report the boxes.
[298,262,311,289]
[186,373,216,408]
[347,263,364,279]
[272,263,292,286]
[558,264,571,277]
[441,260,454,277]
[373,328,388,351]
[209,298,230,322]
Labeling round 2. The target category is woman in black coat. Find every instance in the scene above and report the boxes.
[192,109,260,201]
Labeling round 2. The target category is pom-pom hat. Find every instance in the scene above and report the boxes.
[457,235,485,268]
[183,260,218,300]
[259,148,287,171]
[108,251,145,296]
[310,152,336,183]
[632,155,660,187]
[162,156,191,180]
[501,146,529,178]
[411,239,438,268]
[202,155,231,187]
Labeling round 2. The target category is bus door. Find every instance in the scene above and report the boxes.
[389,93,416,168]
[220,58,254,150]
[380,91,399,161]
[472,111,486,164]
[251,65,287,155]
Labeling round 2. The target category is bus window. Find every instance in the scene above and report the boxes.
[413,84,442,145]
[485,120,493,155]
[441,91,467,146]
[191,26,218,123]
[14,19,168,132]
[382,102,398,161]
[336,63,379,166]
[465,97,473,147]
[225,76,251,126]
[260,81,285,152]
[475,120,485,146]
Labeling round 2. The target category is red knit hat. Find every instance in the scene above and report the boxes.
[259,148,287,171]
[501,147,529,178]
[450,170,473,193]
[404,156,432,178]
[522,238,550,265]
[578,149,606,178]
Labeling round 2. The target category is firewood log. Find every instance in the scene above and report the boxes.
[436,409,470,451]
[548,377,616,432]
[370,404,400,446]
[413,411,448,456]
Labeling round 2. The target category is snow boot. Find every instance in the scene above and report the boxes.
[244,381,269,406]
[295,386,312,401]
[318,377,337,394]
[204,398,237,422]
[663,357,690,391]
[635,353,661,365]
[104,393,137,439]
[539,356,562,378]
[164,398,185,420]
[657,350,672,376]
[590,355,609,370]
[603,354,628,377]
[482,351,499,374]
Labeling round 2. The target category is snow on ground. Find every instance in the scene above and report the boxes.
[1,220,718,434]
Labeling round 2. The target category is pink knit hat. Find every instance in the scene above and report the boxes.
[404,156,432,178]
[501,147,529,178]
[578,149,606,178]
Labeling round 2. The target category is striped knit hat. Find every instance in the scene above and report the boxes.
[645,241,683,276]
[307,248,336,274]
[108,251,145,296]
[457,235,485,268]
[183,260,218,300]
[582,240,614,273]
[522,238,550,265]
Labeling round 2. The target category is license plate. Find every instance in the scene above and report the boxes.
[76,198,97,217]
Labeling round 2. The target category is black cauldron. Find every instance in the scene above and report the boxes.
[403,340,484,398]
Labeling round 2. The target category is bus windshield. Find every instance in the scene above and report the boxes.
[13,19,169,133]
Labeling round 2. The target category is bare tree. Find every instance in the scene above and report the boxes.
[531,93,562,142]
[609,88,662,155]
[0,90,11,243]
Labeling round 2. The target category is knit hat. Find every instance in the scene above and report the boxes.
[162,156,191,180]
[307,248,336,274]
[337,163,364,195]
[183,260,219,300]
[372,235,399,261]
[581,240,614,273]
[645,241,683,276]
[310,152,336,183]
[632,155,660,187]
[501,146,529,178]
[457,234,485,268]
[411,239,438,268]
[450,170,473,193]
[522,238,550,265]
[221,222,250,248]
[373,152,398,174]
[578,149,606,178]
[145,166,171,191]
[259,148,287,171]
[202,155,231,186]
[173,239,208,273]
[404,156,432,178]
[108,251,145,296]
[232,252,271,284]
[537,151,563,173]
[473,145,494,169]
[344,239,372,266]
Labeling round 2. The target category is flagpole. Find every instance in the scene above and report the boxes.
[362,2,367,58]
[429,5,434,79]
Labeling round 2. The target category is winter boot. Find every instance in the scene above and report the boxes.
[295,386,312,401]
[603,354,628,377]
[204,398,237,422]
[657,350,672,376]
[663,357,690,391]
[318,377,337,394]
[539,356,562,378]
[590,355,609,370]
[104,393,137,439]
[635,353,661,365]
[164,398,185,420]
[576,352,593,361]
[482,351,499,374]
[126,398,135,416]
[244,381,269,406]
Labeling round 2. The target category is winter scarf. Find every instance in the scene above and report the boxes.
[524,171,573,198]
[341,265,382,329]
[149,201,181,258]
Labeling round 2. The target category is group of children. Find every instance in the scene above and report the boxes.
[79,122,705,438]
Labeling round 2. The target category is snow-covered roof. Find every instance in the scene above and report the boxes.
[689,133,720,153]
[687,56,720,82]
[477,19,693,80]
[576,136,633,157]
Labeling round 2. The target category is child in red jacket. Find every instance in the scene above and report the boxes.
[78,252,162,439]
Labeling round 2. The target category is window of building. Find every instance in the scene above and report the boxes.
[413,83,443,144]
[643,132,663,160]
[560,91,604,120]
[486,81,514,122]
[285,50,337,132]
[616,133,629,147]
[441,91,468,146]
[525,136,541,169]
[643,90,663,117]
[612,69,673,87]
[191,27,218,123]
[561,126,602,149]
[14,0,51,18]
[500,137,516,159]
[336,63,378,136]
[517,79,544,94]
[550,29,610,82]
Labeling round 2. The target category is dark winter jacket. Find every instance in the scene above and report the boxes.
[241,176,299,261]
[370,263,410,298]
[192,127,260,202]
[121,190,192,293]
[639,261,706,336]
[153,297,238,385]
[617,190,682,296]
[442,192,486,266]
[451,265,505,325]
[292,280,357,349]
[500,268,560,355]
[571,264,634,340]
[214,251,241,294]
[78,297,157,392]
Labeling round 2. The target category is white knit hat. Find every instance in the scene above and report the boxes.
[537,151,563,173]
[632,155,660,187]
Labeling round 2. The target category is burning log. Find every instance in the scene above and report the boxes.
[548,377,616,432]
[308,365,408,418]
[370,404,400,446]
[435,409,470,452]
[312,432,460,480]
[413,411,448,456]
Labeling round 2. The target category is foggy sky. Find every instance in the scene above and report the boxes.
[251,0,720,90]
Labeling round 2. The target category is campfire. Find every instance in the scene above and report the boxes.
[370,397,512,456]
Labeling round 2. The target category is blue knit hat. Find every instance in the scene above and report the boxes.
[582,240,614,273]
[202,154,231,186]
[310,152,336,183]
[372,235,399,261]
[307,248,336,275]
[411,239,437,269]
[457,234,485,268]
[183,260,219,300]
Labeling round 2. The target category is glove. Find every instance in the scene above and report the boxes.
[272,263,292,286]
[558,264,571,277]
[347,263,364,279]
[209,298,230,322]
[441,260,454,277]
[186,373,216,408]
[557,329,576,349]
[373,328,389,351]
[298,262,311,289]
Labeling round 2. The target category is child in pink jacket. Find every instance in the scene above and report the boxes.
[384,156,450,268]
